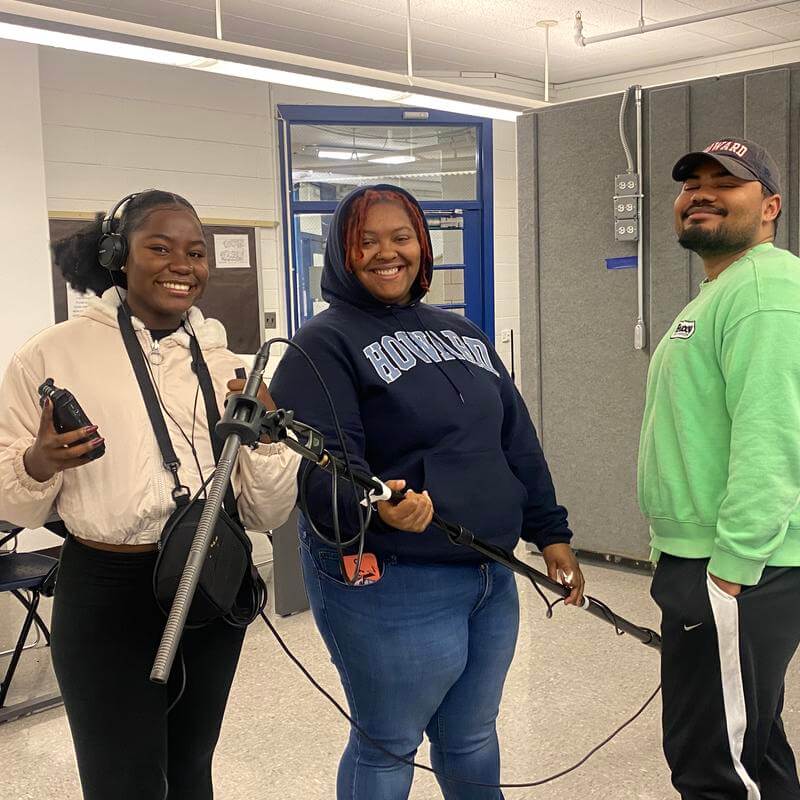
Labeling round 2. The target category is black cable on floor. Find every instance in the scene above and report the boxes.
[259,610,661,789]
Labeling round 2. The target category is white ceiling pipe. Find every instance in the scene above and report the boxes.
[215,0,222,40]
[406,0,413,83]
[575,0,793,47]
[537,20,558,103]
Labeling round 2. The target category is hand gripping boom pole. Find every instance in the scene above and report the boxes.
[264,409,662,652]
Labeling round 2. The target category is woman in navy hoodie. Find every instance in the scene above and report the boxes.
[270,185,584,800]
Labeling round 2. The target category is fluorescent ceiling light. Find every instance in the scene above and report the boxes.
[200,59,402,101]
[317,150,373,160]
[295,169,477,184]
[399,93,520,122]
[0,22,397,100]
[369,155,417,164]
[0,21,198,66]
[0,20,523,120]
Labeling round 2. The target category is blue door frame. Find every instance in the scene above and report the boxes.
[277,105,495,339]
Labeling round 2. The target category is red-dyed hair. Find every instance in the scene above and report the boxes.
[343,189,431,290]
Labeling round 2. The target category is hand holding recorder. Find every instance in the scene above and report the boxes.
[23,379,105,483]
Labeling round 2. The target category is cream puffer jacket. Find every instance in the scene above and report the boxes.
[0,289,300,544]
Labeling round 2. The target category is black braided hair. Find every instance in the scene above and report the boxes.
[51,190,201,295]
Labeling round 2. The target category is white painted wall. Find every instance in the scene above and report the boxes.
[0,42,54,377]
[39,50,276,221]
[0,41,59,550]
[492,120,520,380]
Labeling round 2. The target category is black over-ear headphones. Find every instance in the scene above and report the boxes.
[97,193,138,271]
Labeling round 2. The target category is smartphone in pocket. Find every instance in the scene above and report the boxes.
[342,553,382,585]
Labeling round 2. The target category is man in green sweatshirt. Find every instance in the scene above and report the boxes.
[639,138,800,800]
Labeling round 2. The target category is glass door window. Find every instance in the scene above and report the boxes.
[293,213,333,321]
[422,211,481,320]
[290,124,478,202]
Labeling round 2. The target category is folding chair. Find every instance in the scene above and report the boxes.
[0,528,60,721]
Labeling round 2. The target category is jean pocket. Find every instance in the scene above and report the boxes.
[305,543,391,590]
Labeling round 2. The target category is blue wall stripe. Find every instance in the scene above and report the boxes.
[606,256,638,270]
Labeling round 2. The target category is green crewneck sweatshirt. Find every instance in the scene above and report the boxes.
[638,242,800,585]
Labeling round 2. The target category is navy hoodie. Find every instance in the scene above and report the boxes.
[270,185,572,563]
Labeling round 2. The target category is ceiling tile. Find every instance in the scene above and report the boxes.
[16,0,800,90]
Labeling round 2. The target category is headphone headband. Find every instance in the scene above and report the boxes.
[101,193,138,236]
[98,193,138,271]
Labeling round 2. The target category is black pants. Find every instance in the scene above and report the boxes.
[652,554,800,799]
[50,536,246,800]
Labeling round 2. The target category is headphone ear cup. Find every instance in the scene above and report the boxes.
[97,232,128,271]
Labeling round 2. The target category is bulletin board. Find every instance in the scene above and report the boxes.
[49,220,261,354]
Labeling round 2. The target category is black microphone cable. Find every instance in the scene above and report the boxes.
[255,337,662,789]
[259,609,661,789]
[261,338,374,586]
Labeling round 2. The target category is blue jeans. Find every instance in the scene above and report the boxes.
[298,523,520,800]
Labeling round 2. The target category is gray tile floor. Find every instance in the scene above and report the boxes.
[3,553,799,799]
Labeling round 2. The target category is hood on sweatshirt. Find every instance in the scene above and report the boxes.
[320,184,435,310]
[81,287,228,351]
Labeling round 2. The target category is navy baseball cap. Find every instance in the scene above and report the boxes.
[672,138,781,196]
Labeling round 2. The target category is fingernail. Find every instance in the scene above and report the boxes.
[85,426,98,434]
[90,437,104,446]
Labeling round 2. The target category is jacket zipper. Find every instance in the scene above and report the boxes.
[149,337,164,366]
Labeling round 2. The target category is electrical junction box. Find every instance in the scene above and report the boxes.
[615,174,640,195]
[614,198,637,219]
[614,173,640,241]
[615,220,639,242]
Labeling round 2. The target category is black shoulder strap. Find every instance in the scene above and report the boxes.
[117,304,190,506]
[188,333,239,520]
[189,335,223,462]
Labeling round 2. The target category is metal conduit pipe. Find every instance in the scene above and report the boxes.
[406,0,414,84]
[537,20,558,102]
[575,0,792,47]
[634,85,646,351]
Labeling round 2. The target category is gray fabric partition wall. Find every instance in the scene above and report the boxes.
[517,66,797,561]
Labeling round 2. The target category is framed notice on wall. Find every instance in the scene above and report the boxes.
[49,220,261,354]
[213,233,250,268]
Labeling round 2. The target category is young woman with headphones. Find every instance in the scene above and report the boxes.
[0,190,300,799]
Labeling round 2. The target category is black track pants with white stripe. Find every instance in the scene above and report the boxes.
[651,554,800,800]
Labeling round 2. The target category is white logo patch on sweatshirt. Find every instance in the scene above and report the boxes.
[670,320,696,340]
